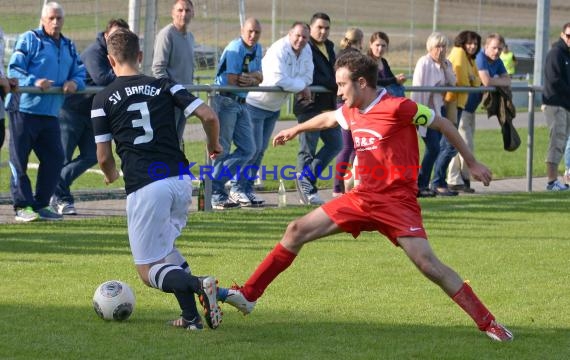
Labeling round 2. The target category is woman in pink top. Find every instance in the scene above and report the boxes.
[410,32,456,197]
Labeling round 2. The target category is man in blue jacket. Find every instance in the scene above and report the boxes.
[50,18,129,216]
[6,1,85,222]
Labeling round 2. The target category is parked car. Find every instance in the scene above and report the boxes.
[193,44,218,70]
[505,38,534,75]
[2,33,18,66]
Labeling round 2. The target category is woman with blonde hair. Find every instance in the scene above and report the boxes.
[339,27,363,53]
[411,32,457,197]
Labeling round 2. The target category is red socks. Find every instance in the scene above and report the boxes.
[240,247,495,332]
[452,282,495,330]
[241,243,297,301]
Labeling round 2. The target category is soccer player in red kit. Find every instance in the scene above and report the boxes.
[223,51,513,341]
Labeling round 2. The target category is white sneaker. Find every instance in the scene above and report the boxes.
[229,191,252,206]
[246,192,265,207]
[212,198,241,210]
[50,196,77,215]
[15,207,39,222]
[294,172,310,205]
[564,169,570,185]
[224,287,256,315]
[546,179,569,191]
[57,201,77,215]
[307,192,325,205]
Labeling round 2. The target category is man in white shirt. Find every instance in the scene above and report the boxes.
[244,22,314,204]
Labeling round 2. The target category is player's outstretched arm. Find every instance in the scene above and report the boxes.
[273,110,338,147]
[96,142,120,185]
[429,116,492,186]
[193,103,222,159]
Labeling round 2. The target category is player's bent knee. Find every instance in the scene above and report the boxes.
[135,265,152,287]
[283,220,311,245]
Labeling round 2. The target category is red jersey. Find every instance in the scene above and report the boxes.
[335,90,434,196]
[322,90,434,242]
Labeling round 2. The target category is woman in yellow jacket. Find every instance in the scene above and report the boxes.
[444,30,482,193]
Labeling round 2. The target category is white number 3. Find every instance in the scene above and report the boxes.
[128,102,153,144]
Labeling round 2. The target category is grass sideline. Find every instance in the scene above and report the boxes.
[1,192,570,359]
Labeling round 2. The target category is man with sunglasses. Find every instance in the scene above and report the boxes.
[543,22,570,191]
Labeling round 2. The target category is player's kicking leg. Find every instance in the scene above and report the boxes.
[218,284,257,315]
[141,263,222,330]
[398,236,513,341]
[197,276,223,329]
[220,207,341,314]
[163,249,222,328]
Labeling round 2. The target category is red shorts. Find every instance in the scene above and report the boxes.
[321,189,427,245]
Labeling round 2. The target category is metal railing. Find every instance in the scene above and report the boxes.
[407,84,542,193]
[15,83,543,206]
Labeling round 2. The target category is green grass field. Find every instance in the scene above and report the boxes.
[1,193,570,359]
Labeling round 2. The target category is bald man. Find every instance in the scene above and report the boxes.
[211,18,263,210]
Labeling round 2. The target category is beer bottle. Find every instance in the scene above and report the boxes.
[197,180,205,211]
[242,55,250,74]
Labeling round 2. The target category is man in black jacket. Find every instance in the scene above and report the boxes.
[293,12,342,205]
[50,18,130,215]
[543,22,570,191]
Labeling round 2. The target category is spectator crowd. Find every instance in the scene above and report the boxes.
[1,1,569,223]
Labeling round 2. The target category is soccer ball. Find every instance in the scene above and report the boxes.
[92,280,136,321]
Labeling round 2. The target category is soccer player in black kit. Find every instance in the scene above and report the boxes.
[91,28,223,330]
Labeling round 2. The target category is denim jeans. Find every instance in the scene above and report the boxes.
[296,112,342,193]
[8,111,64,210]
[211,95,255,203]
[417,127,442,190]
[333,128,355,193]
[565,135,570,169]
[464,92,482,113]
[54,106,97,203]
[0,117,5,149]
[431,107,463,188]
[245,104,280,193]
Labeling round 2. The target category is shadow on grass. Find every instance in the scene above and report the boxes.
[0,304,567,360]
[1,192,569,256]
[0,211,289,256]
[0,192,568,252]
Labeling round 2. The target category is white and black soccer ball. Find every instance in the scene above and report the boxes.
[93,280,136,321]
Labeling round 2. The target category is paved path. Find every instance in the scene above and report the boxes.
[0,175,552,224]
[0,111,551,224]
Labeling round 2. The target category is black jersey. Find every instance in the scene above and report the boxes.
[91,75,203,194]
